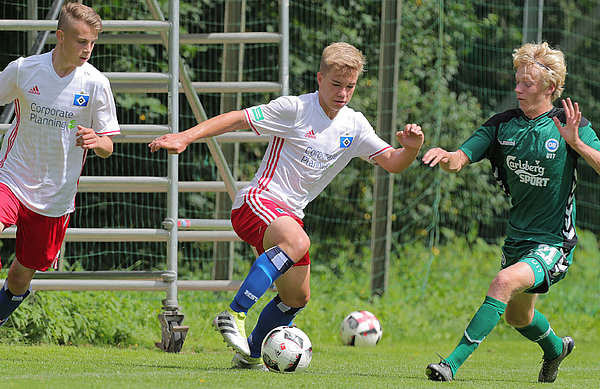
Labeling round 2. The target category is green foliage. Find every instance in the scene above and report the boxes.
[0,290,159,347]
[3,231,598,349]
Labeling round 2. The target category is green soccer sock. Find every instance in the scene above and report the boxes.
[515,309,563,360]
[445,295,507,376]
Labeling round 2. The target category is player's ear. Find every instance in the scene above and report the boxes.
[56,29,64,44]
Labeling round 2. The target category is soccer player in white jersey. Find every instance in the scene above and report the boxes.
[0,3,119,327]
[149,42,424,369]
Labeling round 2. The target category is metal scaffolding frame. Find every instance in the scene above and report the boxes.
[0,0,288,352]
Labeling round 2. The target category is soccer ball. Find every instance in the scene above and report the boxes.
[340,310,383,347]
[261,325,313,373]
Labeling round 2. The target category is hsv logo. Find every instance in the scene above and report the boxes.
[304,130,316,139]
[28,86,40,95]
[340,136,353,148]
[73,93,89,107]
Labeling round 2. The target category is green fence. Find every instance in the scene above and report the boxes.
[0,0,598,283]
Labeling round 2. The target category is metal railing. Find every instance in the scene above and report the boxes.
[0,0,288,351]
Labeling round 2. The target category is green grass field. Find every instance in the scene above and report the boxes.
[1,233,598,388]
[1,338,597,388]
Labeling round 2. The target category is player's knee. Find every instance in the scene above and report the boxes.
[491,269,516,293]
[292,234,310,260]
[280,235,310,263]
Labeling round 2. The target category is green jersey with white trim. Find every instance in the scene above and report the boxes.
[459,107,600,251]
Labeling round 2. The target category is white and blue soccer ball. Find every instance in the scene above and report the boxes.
[261,325,313,373]
[340,310,383,347]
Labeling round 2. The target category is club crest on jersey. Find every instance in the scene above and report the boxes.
[545,138,559,152]
[73,93,89,107]
[545,138,559,159]
[340,136,353,148]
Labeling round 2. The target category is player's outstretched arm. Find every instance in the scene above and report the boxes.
[553,98,600,175]
[75,125,114,158]
[148,110,249,154]
[373,123,424,174]
[422,147,470,173]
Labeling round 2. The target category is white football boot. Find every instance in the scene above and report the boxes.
[212,309,251,356]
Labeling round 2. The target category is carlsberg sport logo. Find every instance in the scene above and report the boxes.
[506,155,549,187]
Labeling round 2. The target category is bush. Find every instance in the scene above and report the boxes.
[0,290,160,347]
[1,231,598,349]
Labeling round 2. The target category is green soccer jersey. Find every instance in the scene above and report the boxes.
[459,107,600,252]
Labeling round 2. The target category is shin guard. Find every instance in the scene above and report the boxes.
[230,246,295,313]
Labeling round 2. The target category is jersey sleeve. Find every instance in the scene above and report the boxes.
[459,124,496,163]
[353,113,392,161]
[91,78,120,136]
[0,59,21,106]
[244,95,298,136]
[576,121,600,152]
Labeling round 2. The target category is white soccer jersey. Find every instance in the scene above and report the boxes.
[234,91,391,219]
[0,51,120,217]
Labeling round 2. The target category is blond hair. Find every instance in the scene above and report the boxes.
[513,42,566,101]
[57,2,103,34]
[319,42,365,76]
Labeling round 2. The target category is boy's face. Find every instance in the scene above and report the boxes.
[317,66,359,119]
[56,20,98,68]
[514,65,554,115]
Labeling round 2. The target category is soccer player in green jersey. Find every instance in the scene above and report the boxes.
[422,41,600,383]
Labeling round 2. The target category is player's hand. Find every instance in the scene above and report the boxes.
[422,147,451,167]
[396,123,424,151]
[75,125,101,150]
[553,98,582,146]
[148,133,189,154]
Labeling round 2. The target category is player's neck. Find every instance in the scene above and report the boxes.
[317,98,341,120]
[522,101,553,120]
[51,48,77,78]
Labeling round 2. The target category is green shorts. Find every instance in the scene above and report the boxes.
[501,243,572,294]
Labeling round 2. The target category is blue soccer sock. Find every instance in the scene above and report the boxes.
[247,294,305,358]
[0,281,31,326]
[229,246,295,314]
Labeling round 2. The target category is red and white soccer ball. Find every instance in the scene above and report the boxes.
[261,325,313,373]
[340,310,383,347]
